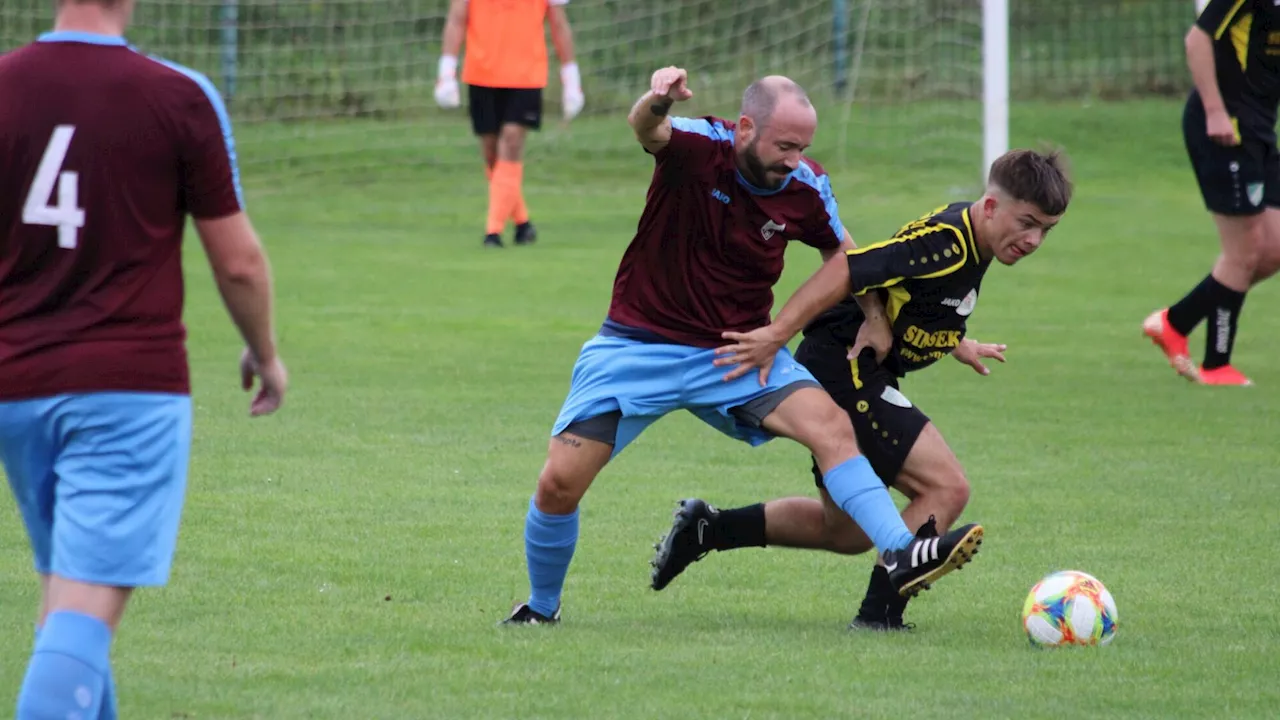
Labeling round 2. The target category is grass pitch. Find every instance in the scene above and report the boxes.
[2,99,1278,719]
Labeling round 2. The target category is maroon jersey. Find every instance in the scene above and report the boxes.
[605,115,845,347]
[0,32,242,400]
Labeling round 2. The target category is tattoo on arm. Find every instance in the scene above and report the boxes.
[650,97,672,116]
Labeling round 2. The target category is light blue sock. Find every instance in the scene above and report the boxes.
[17,610,111,720]
[823,456,915,551]
[525,497,579,617]
[99,667,117,720]
[33,620,114,719]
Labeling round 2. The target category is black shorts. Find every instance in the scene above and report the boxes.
[794,335,930,489]
[468,85,543,135]
[1183,93,1280,216]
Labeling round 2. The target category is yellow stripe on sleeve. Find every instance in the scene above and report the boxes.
[1214,0,1248,41]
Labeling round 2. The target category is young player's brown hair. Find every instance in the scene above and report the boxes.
[988,148,1073,216]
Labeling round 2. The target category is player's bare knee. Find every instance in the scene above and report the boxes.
[941,472,971,518]
[479,135,498,168]
[925,469,970,528]
[535,459,588,515]
[47,577,133,631]
[497,126,526,162]
[1253,236,1280,283]
[1221,219,1266,272]
[535,433,608,514]
[804,400,857,469]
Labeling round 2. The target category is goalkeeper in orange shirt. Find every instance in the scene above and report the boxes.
[435,0,583,248]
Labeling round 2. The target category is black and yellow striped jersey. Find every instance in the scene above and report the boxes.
[803,201,991,377]
[1196,0,1280,142]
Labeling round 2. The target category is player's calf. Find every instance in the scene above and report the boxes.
[772,494,874,555]
[857,424,975,626]
[649,494,869,592]
[851,515,939,632]
[513,432,611,623]
[759,388,917,554]
[18,578,130,720]
[18,610,112,720]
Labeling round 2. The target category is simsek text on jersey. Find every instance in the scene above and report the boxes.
[805,202,991,376]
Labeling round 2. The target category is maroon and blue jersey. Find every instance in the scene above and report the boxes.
[606,115,845,347]
[0,31,243,399]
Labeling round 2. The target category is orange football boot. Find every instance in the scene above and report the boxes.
[1143,309,1197,381]
[1198,365,1253,386]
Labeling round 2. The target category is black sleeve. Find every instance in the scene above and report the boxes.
[1196,0,1249,39]
[845,226,969,295]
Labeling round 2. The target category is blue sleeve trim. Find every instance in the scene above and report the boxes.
[793,162,845,240]
[669,116,734,144]
[144,56,244,208]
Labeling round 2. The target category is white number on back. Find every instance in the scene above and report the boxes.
[22,125,85,249]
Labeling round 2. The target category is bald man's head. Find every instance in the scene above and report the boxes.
[735,76,818,190]
[740,75,812,127]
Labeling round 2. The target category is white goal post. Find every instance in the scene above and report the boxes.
[983,0,1009,182]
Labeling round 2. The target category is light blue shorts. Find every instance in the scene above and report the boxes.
[0,392,193,587]
[551,334,820,457]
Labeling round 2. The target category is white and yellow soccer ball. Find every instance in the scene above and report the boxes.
[1021,570,1118,648]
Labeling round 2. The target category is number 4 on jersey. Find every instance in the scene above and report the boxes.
[22,125,85,249]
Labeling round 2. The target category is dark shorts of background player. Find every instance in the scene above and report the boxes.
[795,334,930,490]
[1183,93,1280,216]
[468,85,543,136]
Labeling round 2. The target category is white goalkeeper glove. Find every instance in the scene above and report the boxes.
[434,55,461,109]
[561,62,584,121]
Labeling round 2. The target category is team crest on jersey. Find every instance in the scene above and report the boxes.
[1248,183,1264,207]
[760,219,786,241]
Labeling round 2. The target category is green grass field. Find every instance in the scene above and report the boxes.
[2,99,1279,719]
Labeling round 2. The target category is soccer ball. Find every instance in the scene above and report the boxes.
[1021,570,1118,648]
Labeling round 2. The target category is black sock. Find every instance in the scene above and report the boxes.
[1203,278,1246,370]
[710,504,766,551]
[883,516,935,620]
[1167,274,1218,336]
[856,565,894,620]
[886,585,910,621]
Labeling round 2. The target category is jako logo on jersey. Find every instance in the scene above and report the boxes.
[711,188,730,205]
[941,289,978,316]
[760,219,786,240]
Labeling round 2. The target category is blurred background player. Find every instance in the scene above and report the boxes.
[651,150,1072,631]
[1144,0,1280,386]
[501,67,983,626]
[434,0,583,248]
[0,0,286,717]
